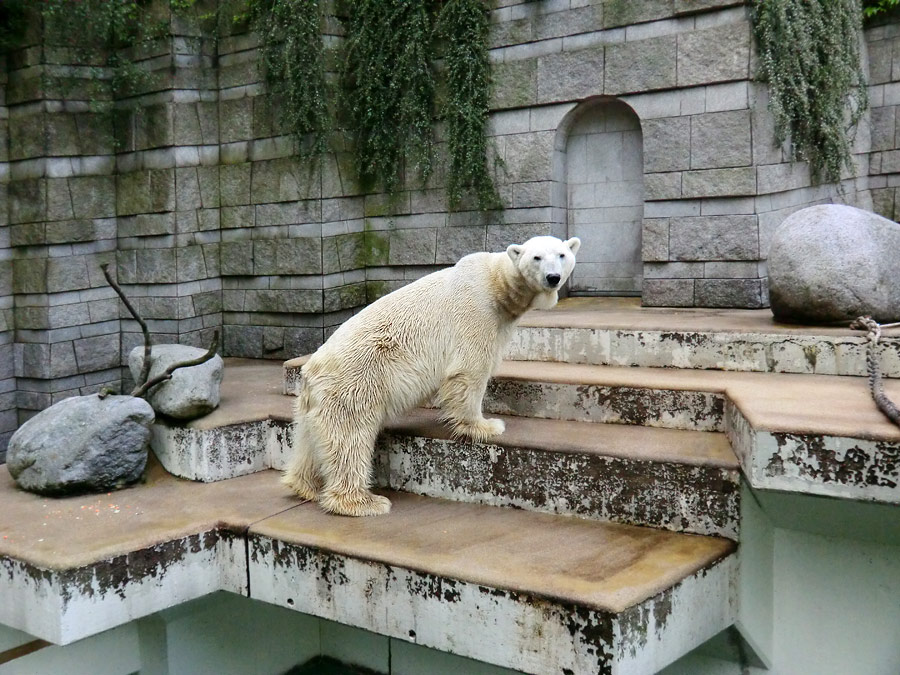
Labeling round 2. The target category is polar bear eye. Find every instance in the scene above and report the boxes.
[558,253,565,259]
[533,255,541,261]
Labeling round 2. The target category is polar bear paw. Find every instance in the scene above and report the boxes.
[454,417,506,443]
[320,489,392,517]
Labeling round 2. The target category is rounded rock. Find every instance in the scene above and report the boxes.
[129,344,224,420]
[767,204,900,324]
[6,395,154,496]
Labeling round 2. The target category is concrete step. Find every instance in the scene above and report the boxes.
[251,491,736,675]
[156,360,740,537]
[0,466,735,674]
[284,355,900,505]
[505,297,900,377]
[377,408,740,539]
[489,361,900,505]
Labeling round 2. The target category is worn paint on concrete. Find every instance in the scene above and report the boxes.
[0,530,246,645]
[506,326,900,378]
[248,535,737,675]
[151,419,291,482]
[375,433,740,539]
[485,378,725,431]
[725,403,900,504]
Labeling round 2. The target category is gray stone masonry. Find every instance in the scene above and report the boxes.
[0,1,895,452]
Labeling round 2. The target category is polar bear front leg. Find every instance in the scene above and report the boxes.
[438,370,506,443]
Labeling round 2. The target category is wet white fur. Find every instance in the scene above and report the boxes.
[283,236,581,516]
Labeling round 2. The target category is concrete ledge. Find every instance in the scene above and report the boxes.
[165,361,741,534]
[507,298,900,377]
[248,492,737,675]
[0,469,736,673]
[285,355,900,504]
[376,411,740,539]
[0,529,246,645]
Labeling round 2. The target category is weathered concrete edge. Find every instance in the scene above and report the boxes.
[151,419,291,482]
[172,367,900,507]
[375,434,741,540]
[485,377,726,432]
[0,530,246,645]
[725,403,900,505]
[247,535,737,675]
[505,326,900,378]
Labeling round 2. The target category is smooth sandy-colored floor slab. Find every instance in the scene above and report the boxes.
[0,460,295,570]
[495,360,900,441]
[391,408,738,469]
[249,490,734,613]
[0,460,732,615]
[521,297,900,337]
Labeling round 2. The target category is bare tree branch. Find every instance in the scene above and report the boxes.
[101,262,152,388]
[131,330,220,399]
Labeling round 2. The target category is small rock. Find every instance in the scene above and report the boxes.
[6,395,154,496]
[768,204,900,324]
[129,344,224,420]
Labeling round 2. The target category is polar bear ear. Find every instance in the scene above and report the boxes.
[565,237,581,255]
[507,244,525,263]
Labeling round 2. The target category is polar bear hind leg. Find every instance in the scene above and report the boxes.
[281,415,323,502]
[309,404,391,517]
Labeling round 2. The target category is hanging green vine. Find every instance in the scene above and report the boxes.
[343,0,436,195]
[0,0,199,98]
[863,0,900,18]
[751,0,868,183]
[250,0,329,156]
[437,0,501,211]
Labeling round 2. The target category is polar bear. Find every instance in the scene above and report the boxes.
[283,235,580,516]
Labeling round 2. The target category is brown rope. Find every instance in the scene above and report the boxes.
[850,316,900,427]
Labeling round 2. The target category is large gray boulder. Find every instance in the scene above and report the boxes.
[129,344,224,420]
[7,395,154,496]
[768,204,900,324]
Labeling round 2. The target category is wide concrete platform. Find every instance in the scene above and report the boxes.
[0,458,735,674]
[159,360,742,537]
[508,297,900,377]
[283,353,900,504]
[527,297,891,337]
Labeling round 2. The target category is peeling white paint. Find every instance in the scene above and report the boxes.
[248,536,737,675]
[725,402,900,505]
[505,326,900,377]
[0,532,246,645]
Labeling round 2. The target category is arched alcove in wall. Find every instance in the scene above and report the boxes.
[553,98,644,296]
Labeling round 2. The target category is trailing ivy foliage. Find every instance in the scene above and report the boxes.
[43,0,169,94]
[0,0,28,54]
[863,0,900,18]
[0,0,197,98]
[343,0,436,195]
[250,0,330,156]
[437,0,501,211]
[751,0,868,183]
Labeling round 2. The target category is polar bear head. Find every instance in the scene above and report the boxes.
[506,235,581,294]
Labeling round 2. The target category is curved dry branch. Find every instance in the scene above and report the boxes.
[101,262,152,388]
[131,330,220,399]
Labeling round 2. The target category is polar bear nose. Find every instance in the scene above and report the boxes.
[546,273,561,287]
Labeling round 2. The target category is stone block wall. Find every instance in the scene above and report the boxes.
[866,20,900,221]
[0,0,892,456]
[3,26,123,451]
